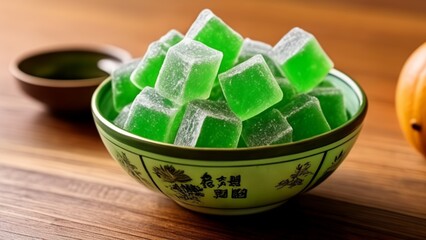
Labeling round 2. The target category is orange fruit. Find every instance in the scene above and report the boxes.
[396,42,426,158]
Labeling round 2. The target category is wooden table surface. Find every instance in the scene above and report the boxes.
[1,0,425,239]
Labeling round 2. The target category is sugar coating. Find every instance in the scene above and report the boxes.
[174,100,242,148]
[124,87,184,143]
[238,38,283,77]
[279,94,331,141]
[239,38,272,56]
[111,59,141,112]
[308,87,348,129]
[272,27,313,63]
[113,104,131,128]
[272,27,334,93]
[131,31,183,90]
[159,29,184,47]
[186,9,243,73]
[155,38,223,104]
[220,53,264,78]
[219,54,283,121]
[273,77,298,112]
[309,86,341,96]
[172,38,223,64]
[148,41,168,58]
[281,94,317,117]
[186,9,215,37]
[241,109,293,147]
[130,42,167,89]
[131,87,179,115]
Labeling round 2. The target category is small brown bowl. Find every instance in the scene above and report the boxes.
[10,44,131,113]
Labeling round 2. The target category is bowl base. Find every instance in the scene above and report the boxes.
[174,200,288,216]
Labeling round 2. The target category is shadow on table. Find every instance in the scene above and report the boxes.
[192,194,424,240]
[31,108,101,142]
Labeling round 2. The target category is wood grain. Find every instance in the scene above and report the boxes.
[1,0,425,239]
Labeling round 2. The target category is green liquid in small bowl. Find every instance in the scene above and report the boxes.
[18,50,117,80]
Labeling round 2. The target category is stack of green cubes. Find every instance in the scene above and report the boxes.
[110,9,349,148]
[130,30,184,90]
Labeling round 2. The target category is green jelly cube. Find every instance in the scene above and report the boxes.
[238,38,284,77]
[273,77,298,111]
[308,87,348,129]
[174,100,242,148]
[186,9,243,73]
[272,27,334,93]
[218,54,283,121]
[155,38,223,104]
[279,94,331,141]
[113,104,131,128]
[131,30,184,89]
[124,87,184,143]
[317,78,335,88]
[111,59,141,112]
[159,29,184,47]
[242,109,293,147]
[130,41,167,89]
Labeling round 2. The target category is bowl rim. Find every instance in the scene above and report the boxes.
[92,69,368,160]
[9,44,132,88]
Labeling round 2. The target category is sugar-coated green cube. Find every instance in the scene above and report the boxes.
[111,59,141,112]
[113,104,131,128]
[130,30,184,90]
[279,94,331,141]
[308,87,348,129]
[273,77,298,112]
[218,54,283,121]
[242,109,293,147]
[272,27,334,93]
[186,9,243,73]
[130,41,167,89]
[124,87,184,143]
[155,38,223,104]
[238,38,284,77]
[174,100,242,148]
[159,29,184,47]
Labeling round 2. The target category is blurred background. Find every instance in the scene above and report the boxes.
[2,0,425,116]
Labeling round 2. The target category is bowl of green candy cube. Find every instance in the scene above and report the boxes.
[91,9,368,215]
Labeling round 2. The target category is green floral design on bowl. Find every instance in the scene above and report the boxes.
[91,69,368,215]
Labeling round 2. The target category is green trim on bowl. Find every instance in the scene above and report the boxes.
[92,69,368,161]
